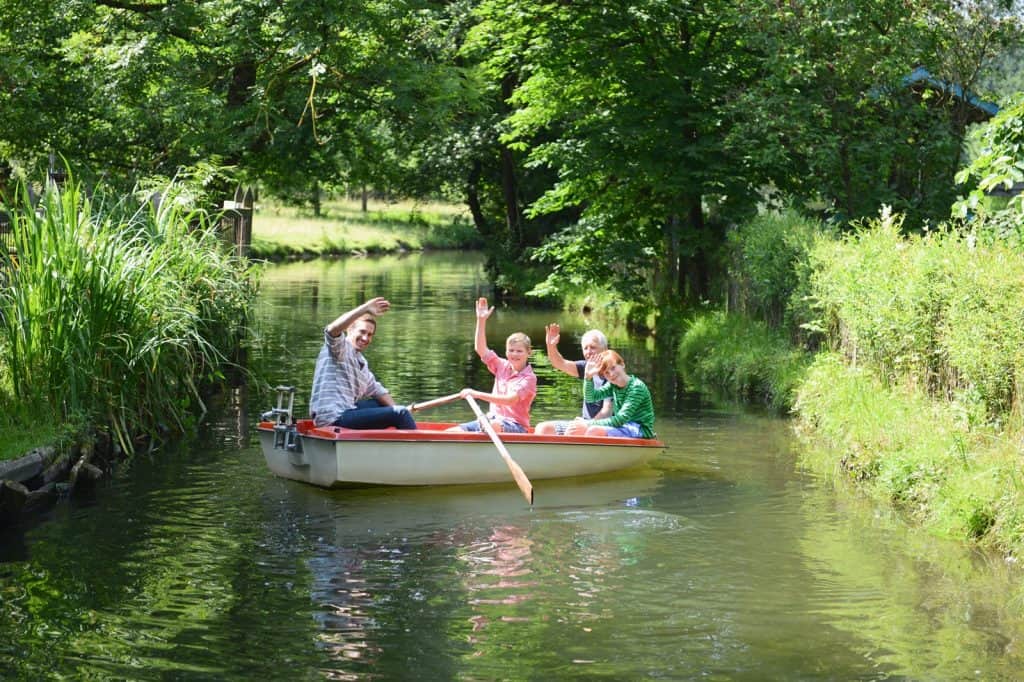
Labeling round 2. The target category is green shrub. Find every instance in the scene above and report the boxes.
[727,208,826,338]
[806,208,1024,424]
[677,310,810,412]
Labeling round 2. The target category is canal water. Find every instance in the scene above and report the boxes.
[2,253,1024,680]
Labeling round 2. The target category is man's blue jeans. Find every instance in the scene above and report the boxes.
[332,399,417,430]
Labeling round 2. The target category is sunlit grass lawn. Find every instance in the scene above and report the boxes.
[250,196,479,259]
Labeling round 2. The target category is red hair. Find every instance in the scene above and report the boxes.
[595,349,624,375]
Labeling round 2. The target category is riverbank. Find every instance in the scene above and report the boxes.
[674,209,1024,561]
[0,180,257,519]
[249,197,482,259]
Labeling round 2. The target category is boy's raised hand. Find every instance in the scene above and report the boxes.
[475,297,494,320]
[545,323,560,346]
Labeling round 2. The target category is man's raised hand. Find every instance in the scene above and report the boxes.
[545,323,561,347]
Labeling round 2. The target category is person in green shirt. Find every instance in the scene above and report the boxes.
[576,350,656,439]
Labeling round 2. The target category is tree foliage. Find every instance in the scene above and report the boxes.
[468,0,760,312]
[729,0,1021,227]
[0,0,472,202]
[954,94,1024,244]
[0,0,1021,316]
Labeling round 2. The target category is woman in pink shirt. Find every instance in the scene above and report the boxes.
[450,297,537,433]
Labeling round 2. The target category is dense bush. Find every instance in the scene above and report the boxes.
[806,207,1024,425]
[726,208,825,338]
[0,180,257,452]
[677,310,809,413]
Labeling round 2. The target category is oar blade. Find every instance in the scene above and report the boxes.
[505,458,534,505]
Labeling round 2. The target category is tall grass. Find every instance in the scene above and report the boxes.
[792,208,1024,553]
[689,204,1024,553]
[807,207,1024,425]
[0,179,256,453]
[795,353,1024,553]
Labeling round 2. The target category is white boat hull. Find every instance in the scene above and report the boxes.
[258,420,664,488]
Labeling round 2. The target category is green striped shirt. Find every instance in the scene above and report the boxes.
[584,375,656,439]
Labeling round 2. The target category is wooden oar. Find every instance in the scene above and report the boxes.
[464,394,534,506]
[409,392,463,412]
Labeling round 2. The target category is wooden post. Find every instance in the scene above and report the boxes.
[239,188,253,257]
[0,210,12,256]
[222,186,254,257]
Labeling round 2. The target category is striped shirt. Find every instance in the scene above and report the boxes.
[309,329,388,427]
[584,375,656,438]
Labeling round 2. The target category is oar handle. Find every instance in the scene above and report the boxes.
[409,392,463,412]
[465,394,534,506]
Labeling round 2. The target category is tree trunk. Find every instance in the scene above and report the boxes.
[687,198,710,302]
[466,159,489,236]
[500,72,521,247]
[664,212,682,302]
[227,60,256,108]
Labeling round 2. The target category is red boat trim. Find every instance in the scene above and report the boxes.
[257,420,664,448]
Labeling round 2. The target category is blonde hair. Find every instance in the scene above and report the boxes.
[506,332,531,351]
[595,349,624,375]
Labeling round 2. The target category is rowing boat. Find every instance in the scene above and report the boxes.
[257,418,665,489]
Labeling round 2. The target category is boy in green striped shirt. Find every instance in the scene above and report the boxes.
[578,350,656,439]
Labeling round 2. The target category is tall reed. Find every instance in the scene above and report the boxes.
[0,179,256,452]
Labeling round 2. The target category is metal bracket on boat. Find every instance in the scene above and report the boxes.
[264,385,304,460]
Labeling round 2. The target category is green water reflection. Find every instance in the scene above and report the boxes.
[2,253,1023,680]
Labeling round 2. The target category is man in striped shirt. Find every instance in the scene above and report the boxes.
[309,297,417,430]
[578,350,656,439]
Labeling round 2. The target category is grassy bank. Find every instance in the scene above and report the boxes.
[793,211,1024,556]
[250,197,481,259]
[676,206,1024,557]
[795,353,1024,550]
[0,180,257,461]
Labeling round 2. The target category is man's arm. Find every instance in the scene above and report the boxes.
[544,323,579,376]
[325,297,390,337]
